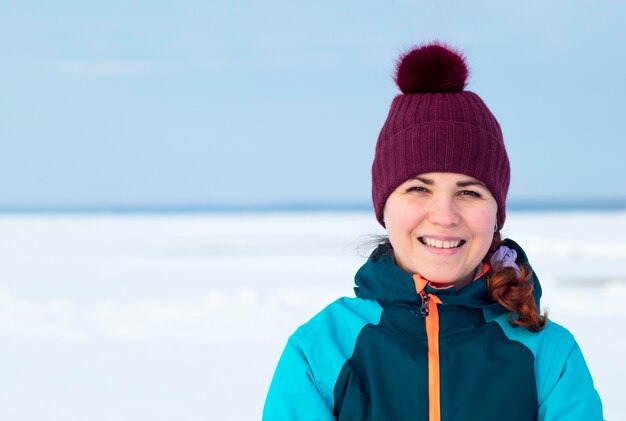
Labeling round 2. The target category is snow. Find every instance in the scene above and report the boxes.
[0,211,624,420]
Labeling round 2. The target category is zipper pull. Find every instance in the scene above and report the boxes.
[417,290,430,316]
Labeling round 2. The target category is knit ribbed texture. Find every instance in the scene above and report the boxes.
[372,91,510,228]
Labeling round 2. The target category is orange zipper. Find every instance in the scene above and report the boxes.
[413,276,442,421]
[422,290,442,421]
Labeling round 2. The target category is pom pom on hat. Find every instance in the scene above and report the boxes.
[395,42,469,94]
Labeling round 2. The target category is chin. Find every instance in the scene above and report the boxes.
[417,266,469,284]
[422,274,458,284]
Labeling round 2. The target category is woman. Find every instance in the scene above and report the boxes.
[263,42,603,420]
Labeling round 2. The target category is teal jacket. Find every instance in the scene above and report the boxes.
[263,239,603,420]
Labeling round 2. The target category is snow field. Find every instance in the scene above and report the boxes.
[0,212,624,420]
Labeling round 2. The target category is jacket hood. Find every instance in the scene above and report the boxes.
[354,238,542,309]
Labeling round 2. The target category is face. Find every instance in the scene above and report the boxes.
[383,172,498,288]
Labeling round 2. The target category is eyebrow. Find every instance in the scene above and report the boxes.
[457,180,487,188]
[412,176,487,188]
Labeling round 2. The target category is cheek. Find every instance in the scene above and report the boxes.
[385,203,422,235]
[470,207,498,243]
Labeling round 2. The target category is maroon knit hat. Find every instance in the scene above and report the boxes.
[372,42,510,228]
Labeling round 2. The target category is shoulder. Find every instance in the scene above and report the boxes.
[486,311,577,375]
[296,296,383,335]
[484,308,575,356]
[290,297,384,357]
[521,319,578,390]
[281,297,383,409]
[485,310,596,406]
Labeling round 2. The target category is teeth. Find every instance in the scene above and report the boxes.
[422,237,462,249]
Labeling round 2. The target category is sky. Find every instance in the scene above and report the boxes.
[1,1,625,209]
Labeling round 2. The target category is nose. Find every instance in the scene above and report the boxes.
[427,195,461,227]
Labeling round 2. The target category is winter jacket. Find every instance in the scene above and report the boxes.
[263,239,603,420]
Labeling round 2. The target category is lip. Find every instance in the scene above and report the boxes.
[419,235,465,242]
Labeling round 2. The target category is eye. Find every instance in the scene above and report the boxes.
[406,186,429,194]
[458,190,482,198]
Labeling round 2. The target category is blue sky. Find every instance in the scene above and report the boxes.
[1,1,625,209]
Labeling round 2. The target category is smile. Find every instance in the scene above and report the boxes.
[418,237,466,249]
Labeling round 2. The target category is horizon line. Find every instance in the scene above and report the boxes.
[1,199,626,214]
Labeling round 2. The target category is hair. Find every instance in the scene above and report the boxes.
[485,232,548,332]
[366,233,548,332]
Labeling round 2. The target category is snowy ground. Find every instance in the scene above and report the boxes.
[0,211,624,420]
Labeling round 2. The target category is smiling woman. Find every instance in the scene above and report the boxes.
[263,42,604,421]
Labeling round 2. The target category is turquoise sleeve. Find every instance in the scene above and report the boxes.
[539,341,604,421]
[263,333,336,421]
